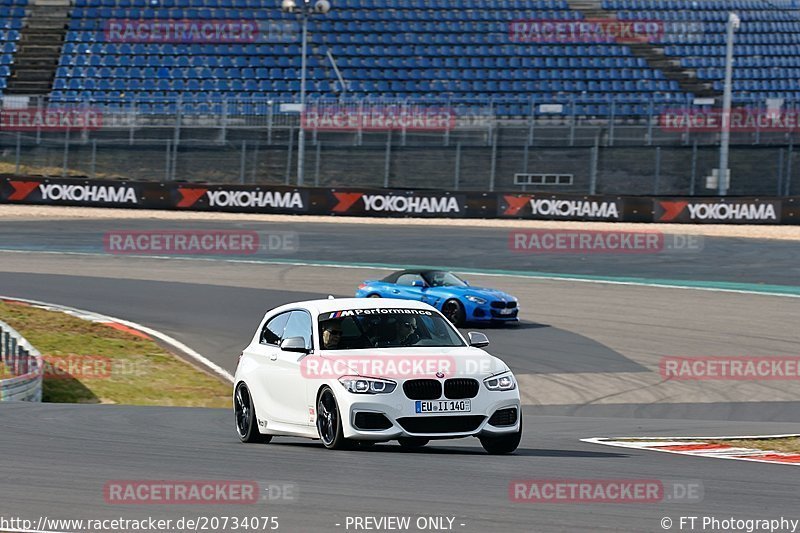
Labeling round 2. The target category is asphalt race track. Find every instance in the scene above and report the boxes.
[1,217,800,532]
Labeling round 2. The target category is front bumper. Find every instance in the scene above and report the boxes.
[336,386,521,441]
[467,303,520,322]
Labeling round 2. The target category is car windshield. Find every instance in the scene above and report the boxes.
[318,309,465,350]
[422,271,468,287]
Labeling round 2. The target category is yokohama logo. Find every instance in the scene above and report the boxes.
[658,201,778,222]
[686,203,777,221]
[177,187,303,209]
[530,199,620,219]
[502,195,620,219]
[6,181,137,204]
[332,193,460,214]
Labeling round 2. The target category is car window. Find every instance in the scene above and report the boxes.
[282,310,313,350]
[260,312,290,346]
[318,309,465,350]
[424,271,467,287]
[397,274,424,286]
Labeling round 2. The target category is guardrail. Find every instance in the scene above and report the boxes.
[0,319,43,402]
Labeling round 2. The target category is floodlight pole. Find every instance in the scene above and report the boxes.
[718,12,739,196]
[298,11,309,187]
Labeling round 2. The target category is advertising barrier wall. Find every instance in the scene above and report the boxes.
[1,176,798,224]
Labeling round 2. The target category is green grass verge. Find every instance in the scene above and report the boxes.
[0,301,231,407]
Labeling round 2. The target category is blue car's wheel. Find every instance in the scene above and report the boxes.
[442,299,465,326]
[368,294,381,298]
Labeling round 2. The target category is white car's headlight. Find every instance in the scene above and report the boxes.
[465,295,487,305]
[484,372,517,391]
[338,376,397,394]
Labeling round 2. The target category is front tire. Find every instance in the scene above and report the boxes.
[479,418,522,455]
[368,294,382,298]
[317,386,349,450]
[234,382,272,444]
[442,299,466,326]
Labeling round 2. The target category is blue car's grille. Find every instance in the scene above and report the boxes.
[490,301,517,309]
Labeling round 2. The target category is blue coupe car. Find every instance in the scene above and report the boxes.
[355,270,519,326]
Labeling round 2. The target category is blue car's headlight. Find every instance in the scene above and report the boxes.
[465,295,487,305]
[484,372,517,391]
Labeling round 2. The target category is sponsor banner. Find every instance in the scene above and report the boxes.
[660,108,800,133]
[301,106,456,132]
[654,198,781,224]
[509,18,664,44]
[103,19,260,43]
[0,108,103,132]
[0,178,143,207]
[0,176,796,224]
[170,184,308,213]
[499,194,624,221]
[329,189,466,217]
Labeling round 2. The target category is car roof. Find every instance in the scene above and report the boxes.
[381,269,450,283]
[269,297,437,317]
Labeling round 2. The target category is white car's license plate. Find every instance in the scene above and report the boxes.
[415,400,471,413]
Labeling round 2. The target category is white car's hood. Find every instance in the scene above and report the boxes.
[315,346,509,380]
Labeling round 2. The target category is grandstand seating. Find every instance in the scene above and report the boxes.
[0,0,26,92]
[2,0,799,115]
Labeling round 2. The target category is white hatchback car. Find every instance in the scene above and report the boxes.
[233,298,522,454]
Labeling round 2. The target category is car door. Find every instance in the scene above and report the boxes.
[263,310,314,426]
[250,311,290,424]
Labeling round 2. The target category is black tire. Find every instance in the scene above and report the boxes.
[441,299,466,326]
[479,416,522,455]
[234,382,272,444]
[398,437,429,449]
[367,294,382,298]
[316,386,350,450]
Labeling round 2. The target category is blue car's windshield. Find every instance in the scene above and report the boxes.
[318,309,465,350]
[423,271,468,288]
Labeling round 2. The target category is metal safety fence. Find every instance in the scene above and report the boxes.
[2,95,800,196]
[0,319,43,402]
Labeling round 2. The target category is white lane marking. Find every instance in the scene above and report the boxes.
[0,295,234,383]
[1,248,799,299]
